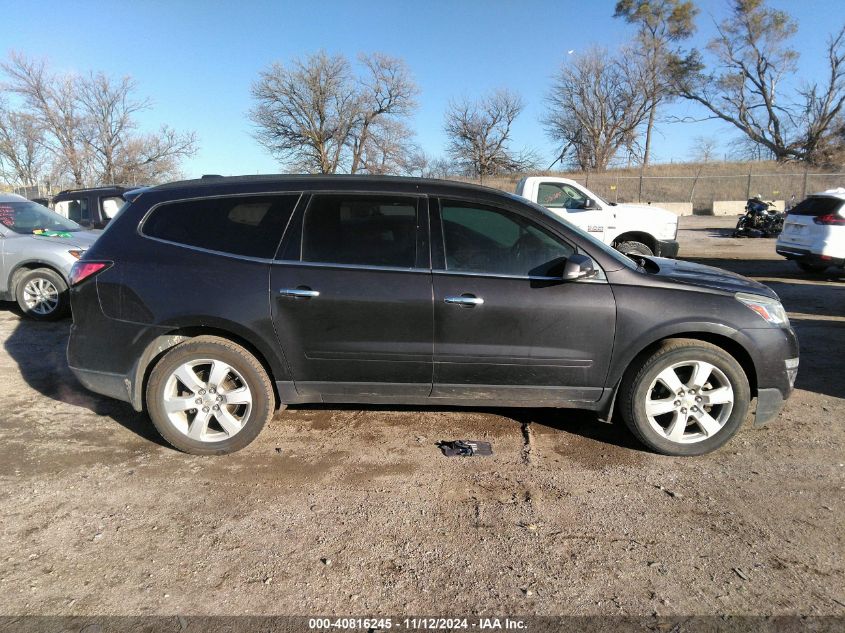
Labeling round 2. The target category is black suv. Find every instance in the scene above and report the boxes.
[67,176,799,456]
[52,186,130,229]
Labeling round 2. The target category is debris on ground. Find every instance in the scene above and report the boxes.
[437,440,493,457]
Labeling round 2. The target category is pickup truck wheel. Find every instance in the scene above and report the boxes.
[796,262,828,273]
[146,336,274,455]
[15,268,69,321]
[619,339,750,456]
[616,240,654,257]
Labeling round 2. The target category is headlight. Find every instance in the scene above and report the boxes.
[736,292,790,327]
[68,249,85,259]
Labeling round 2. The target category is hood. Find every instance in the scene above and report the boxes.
[649,257,779,299]
[30,229,100,250]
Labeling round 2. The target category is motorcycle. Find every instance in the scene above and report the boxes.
[733,196,784,238]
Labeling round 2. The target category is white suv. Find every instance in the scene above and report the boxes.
[776,188,845,273]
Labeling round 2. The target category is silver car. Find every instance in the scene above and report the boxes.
[0,192,100,320]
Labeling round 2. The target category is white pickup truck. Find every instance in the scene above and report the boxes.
[515,176,680,258]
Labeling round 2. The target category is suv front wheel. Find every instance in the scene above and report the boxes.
[146,336,275,455]
[619,339,750,456]
[15,268,69,320]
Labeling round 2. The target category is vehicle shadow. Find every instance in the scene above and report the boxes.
[680,226,744,238]
[288,403,648,453]
[2,308,168,447]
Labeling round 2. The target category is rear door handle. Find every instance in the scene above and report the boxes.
[279,288,320,298]
[444,295,483,306]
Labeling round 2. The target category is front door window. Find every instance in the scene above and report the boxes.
[537,182,590,210]
[441,202,575,277]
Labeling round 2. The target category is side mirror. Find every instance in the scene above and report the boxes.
[562,254,598,281]
[583,198,595,210]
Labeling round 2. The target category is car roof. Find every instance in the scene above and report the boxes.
[810,187,845,200]
[54,185,131,196]
[0,192,29,203]
[146,174,501,198]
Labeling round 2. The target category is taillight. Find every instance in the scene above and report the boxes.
[813,213,845,225]
[69,261,112,286]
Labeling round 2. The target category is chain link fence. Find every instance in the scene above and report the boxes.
[453,171,845,212]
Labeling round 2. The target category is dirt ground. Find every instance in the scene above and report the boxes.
[0,215,842,618]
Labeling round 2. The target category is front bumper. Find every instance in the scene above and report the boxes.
[656,239,680,259]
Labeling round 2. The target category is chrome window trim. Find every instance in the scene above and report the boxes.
[272,259,431,274]
[432,269,607,283]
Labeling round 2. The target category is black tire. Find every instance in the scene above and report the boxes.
[797,261,829,273]
[615,240,654,257]
[146,336,275,455]
[14,267,69,321]
[619,339,750,456]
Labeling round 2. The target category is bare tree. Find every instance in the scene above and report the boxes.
[79,72,196,184]
[1,52,197,186]
[2,52,89,185]
[444,89,537,180]
[669,0,845,163]
[689,135,719,162]
[357,118,424,175]
[348,53,418,173]
[250,51,418,174]
[0,96,47,186]
[614,0,698,166]
[544,47,651,171]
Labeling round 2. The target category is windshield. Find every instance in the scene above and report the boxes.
[505,193,637,270]
[0,201,82,234]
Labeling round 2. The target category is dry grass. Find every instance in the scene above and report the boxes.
[451,160,845,211]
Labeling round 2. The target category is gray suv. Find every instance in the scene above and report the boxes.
[0,192,99,320]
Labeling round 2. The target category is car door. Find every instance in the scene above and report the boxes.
[537,181,609,243]
[431,197,616,404]
[270,193,433,399]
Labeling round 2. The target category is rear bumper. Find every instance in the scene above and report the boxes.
[656,239,680,259]
[68,364,133,404]
[776,245,845,267]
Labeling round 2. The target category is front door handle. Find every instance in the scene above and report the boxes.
[279,288,320,298]
[444,295,483,307]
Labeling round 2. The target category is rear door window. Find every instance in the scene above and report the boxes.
[300,195,419,268]
[142,194,299,258]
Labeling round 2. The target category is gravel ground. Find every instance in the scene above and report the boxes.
[0,215,842,618]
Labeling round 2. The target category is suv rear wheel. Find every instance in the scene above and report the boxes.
[619,339,750,456]
[146,336,275,455]
[15,268,69,320]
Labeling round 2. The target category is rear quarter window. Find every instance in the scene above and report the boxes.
[142,194,299,258]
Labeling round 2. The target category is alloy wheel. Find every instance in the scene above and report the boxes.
[22,278,60,315]
[644,360,735,444]
[162,358,253,442]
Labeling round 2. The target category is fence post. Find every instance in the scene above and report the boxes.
[637,172,644,203]
[745,171,752,199]
[801,164,809,199]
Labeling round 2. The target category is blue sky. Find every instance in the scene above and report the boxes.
[3,0,843,177]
